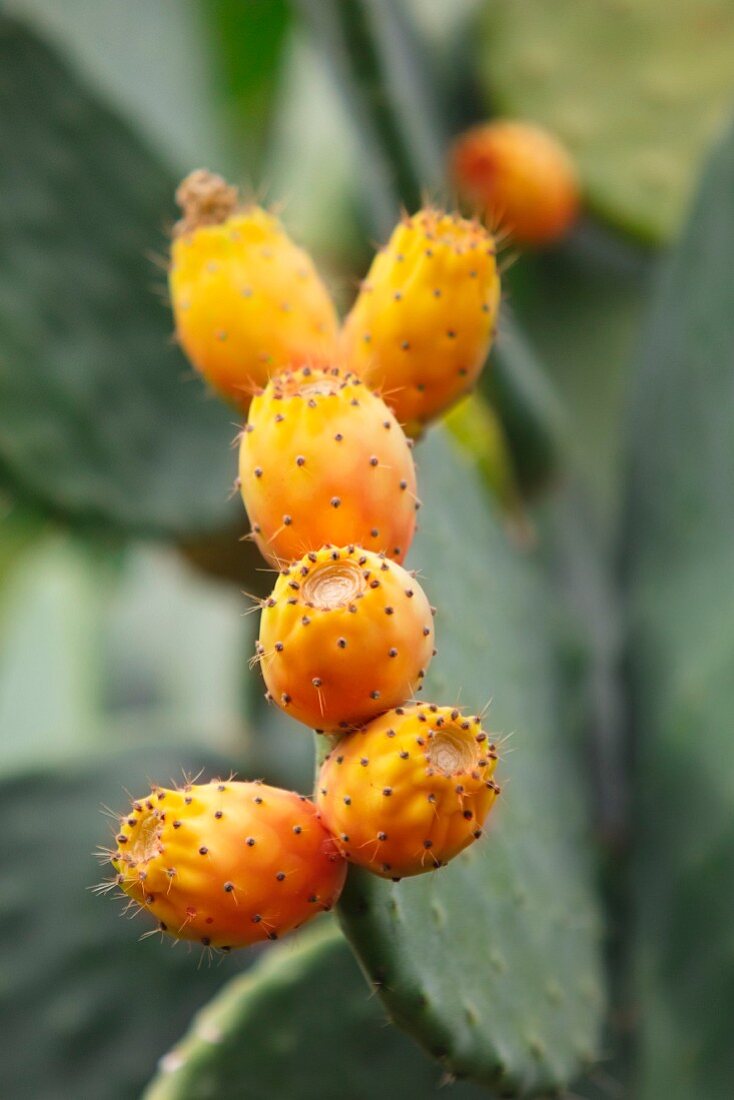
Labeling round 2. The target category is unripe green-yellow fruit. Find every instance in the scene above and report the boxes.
[110,780,346,949]
[341,208,501,435]
[169,170,338,409]
[317,703,500,878]
[239,364,418,566]
[257,546,435,732]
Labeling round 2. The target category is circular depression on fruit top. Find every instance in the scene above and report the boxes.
[301,557,366,608]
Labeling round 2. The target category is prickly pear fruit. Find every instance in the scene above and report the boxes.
[340,208,501,435]
[239,365,418,566]
[451,121,579,247]
[257,546,435,732]
[317,703,500,878]
[169,170,338,409]
[109,780,346,949]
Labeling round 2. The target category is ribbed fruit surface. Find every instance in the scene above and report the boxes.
[239,365,418,566]
[341,208,501,434]
[111,780,346,949]
[258,546,435,732]
[317,703,500,878]
[452,121,579,246]
[169,171,338,409]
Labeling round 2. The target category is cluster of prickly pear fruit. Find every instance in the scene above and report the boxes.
[104,169,505,950]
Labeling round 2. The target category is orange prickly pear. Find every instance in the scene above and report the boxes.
[109,780,346,949]
[257,546,435,732]
[169,169,338,409]
[317,703,500,879]
[451,120,580,247]
[340,207,501,436]
[239,365,418,566]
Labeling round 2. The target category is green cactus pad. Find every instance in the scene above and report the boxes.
[337,431,605,1095]
[0,744,247,1100]
[0,17,237,537]
[145,921,490,1099]
[624,118,734,1098]
[481,0,734,243]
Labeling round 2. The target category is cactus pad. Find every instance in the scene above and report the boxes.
[336,431,604,1094]
[0,18,236,536]
[482,0,734,242]
[624,118,734,1097]
[144,922,489,1099]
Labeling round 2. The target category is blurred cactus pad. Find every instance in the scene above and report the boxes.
[482,0,734,242]
[0,4,733,1099]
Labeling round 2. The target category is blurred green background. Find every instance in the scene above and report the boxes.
[1,1,734,1098]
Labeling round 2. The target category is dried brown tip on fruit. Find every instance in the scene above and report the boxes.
[174,169,239,236]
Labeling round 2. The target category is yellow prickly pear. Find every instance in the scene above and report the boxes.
[239,364,418,566]
[257,546,435,732]
[169,170,338,409]
[341,207,501,435]
[452,120,580,247]
[317,703,500,878]
[109,780,346,949]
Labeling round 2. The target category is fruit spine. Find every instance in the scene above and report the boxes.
[239,365,418,566]
[257,545,435,732]
[317,703,500,878]
[110,780,346,949]
[340,207,501,435]
[170,170,338,409]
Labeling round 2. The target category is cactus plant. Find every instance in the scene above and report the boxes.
[2,7,734,1100]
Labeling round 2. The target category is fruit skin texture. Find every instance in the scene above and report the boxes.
[317,703,500,878]
[452,121,580,247]
[340,207,501,435]
[239,365,418,566]
[169,170,338,410]
[258,546,435,732]
[111,780,346,949]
